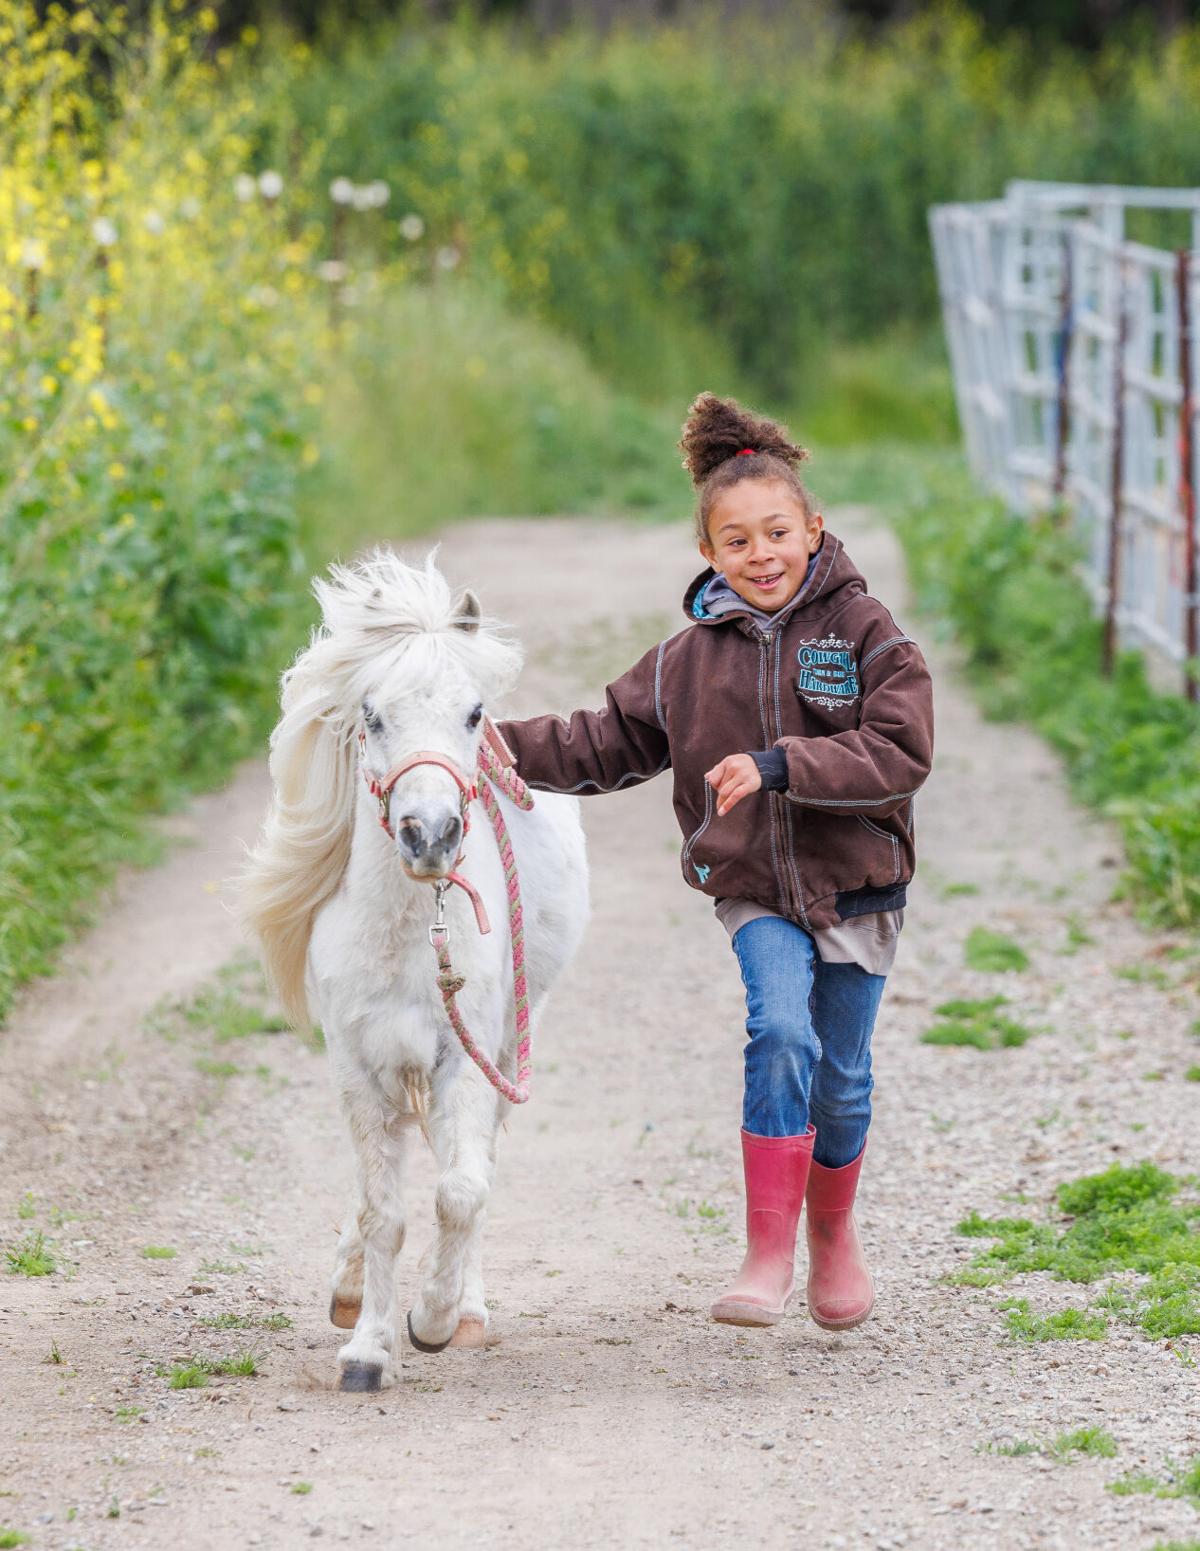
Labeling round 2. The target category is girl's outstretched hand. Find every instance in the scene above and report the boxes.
[705,754,763,817]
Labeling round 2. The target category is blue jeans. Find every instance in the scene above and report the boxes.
[732,915,886,1168]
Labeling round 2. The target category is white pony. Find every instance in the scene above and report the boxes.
[239,549,589,1392]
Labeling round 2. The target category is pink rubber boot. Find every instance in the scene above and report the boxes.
[710,1126,815,1327]
[805,1142,874,1330]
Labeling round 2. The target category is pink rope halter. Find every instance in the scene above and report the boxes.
[359,720,536,1104]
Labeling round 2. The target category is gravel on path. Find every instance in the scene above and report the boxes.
[0,508,1196,1551]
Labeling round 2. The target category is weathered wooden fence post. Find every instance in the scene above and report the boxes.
[1052,229,1073,507]
[1178,248,1198,702]
[1102,261,1129,678]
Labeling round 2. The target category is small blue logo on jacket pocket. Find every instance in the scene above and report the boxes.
[694,863,711,884]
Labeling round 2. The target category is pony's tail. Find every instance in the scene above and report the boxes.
[237,678,356,1031]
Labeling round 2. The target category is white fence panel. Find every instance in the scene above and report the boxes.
[929,180,1200,697]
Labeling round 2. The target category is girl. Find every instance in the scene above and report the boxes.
[496,392,934,1330]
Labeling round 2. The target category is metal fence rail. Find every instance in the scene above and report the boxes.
[929,180,1200,698]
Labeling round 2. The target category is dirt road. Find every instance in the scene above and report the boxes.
[2,510,1197,1551]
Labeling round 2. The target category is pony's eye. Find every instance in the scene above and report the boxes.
[466,703,483,730]
[363,702,383,735]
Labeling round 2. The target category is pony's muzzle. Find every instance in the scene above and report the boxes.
[395,812,463,876]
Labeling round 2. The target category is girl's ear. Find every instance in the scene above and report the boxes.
[808,512,825,552]
[699,539,716,568]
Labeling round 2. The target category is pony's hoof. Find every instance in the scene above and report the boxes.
[329,1293,361,1330]
[449,1316,488,1349]
[407,1309,452,1354]
[338,1359,382,1393]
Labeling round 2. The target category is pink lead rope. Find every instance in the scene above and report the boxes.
[361,721,536,1105]
[429,740,535,1105]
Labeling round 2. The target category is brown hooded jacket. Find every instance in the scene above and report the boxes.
[496,530,934,934]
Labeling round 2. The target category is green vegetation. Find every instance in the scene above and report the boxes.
[162,1350,260,1388]
[1049,1426,1117,1460]
[985,1427,1117,1460]
[194,1058,241,1079]
[198,1311,293,1331]
[166,1362,209,1390]
[291,1482,313,1495]
[0,1531,31,1549]
[115,1405,145,1423]
[1114,961,1172,987]
[1001,1299,1109,1343]
[5,1231,56,1277]
[988,1438,1039,1456]
[964,928,1030,974]
[1109,1458,1200,1505]
[10,0,1200,1019]
[955,1161,1200,1342]
[921,995,1033,1050]
[141,1246,177,1260]
[892,457,1200,928]
[15,1194,34,1221]
[198,1259,248,1277]
[282,9,1200,411]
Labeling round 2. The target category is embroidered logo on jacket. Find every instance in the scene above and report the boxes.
[694,863,711,884]
[795,636,859,712]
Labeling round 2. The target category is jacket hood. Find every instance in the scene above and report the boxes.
[681,530,866,629]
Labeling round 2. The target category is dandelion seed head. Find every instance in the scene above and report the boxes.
[91,217,117,247]
[22,237,47,270]
[329,177,355,206]
[234,173,257,203]
[435,245,461,271]
[399,213,425,242]
[142,210,165,236]
[316,260,348,283]
[258,170,283,200]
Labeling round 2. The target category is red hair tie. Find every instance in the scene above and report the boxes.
[735,447,755,457]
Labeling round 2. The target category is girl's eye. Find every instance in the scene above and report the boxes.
[771,530,788,540]
[466,703,483,730]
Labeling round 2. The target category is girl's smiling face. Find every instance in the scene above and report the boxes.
[700,478,824,613]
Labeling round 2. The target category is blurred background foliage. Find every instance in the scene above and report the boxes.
[5,0,1200,1014]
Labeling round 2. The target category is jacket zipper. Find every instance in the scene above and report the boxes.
[773,631,811,925]
[756,629,794,919]
[681,781,716,879]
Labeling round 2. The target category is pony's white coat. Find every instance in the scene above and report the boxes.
[240,550,589,1384]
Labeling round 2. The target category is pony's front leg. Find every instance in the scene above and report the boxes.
[447,1108,501,1348]
[335,1088,411,1392]
[329,1218,365,1329]
[408,1064,501,1353]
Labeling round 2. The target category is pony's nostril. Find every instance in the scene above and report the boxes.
[397,817,425,856]
[439,815,462,853]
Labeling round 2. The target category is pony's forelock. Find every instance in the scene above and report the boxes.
[306,547,522,717]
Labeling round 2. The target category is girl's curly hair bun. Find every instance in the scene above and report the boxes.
[678,392,814,542]
[678,391,809,486]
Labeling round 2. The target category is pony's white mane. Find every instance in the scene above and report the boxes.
[238,548,522,1028]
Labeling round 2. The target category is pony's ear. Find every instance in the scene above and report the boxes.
[454,589,482,633]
